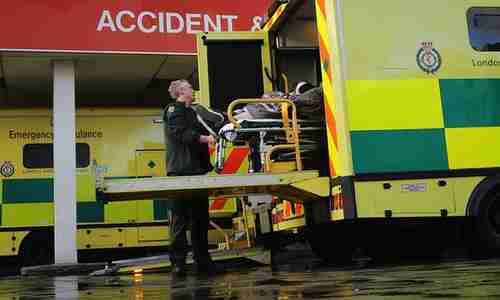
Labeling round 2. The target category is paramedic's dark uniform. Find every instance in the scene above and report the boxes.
[163,102,213,270]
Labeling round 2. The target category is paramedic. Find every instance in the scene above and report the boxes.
[163,79,216,276]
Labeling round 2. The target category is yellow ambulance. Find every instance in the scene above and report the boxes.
[0,108,241,266]
[193,0,500,260]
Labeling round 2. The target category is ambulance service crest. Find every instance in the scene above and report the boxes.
[417,42,442,74]
[0,161,14,177]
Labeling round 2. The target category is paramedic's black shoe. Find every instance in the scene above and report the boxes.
[193,261,225,276]
[172,266,187,279]
[171,262,187,279]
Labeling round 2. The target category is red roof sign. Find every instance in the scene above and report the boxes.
[0,0,272,54]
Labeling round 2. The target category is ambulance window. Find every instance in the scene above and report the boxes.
[23,143,90,169]
[76,143,90,168]
[467,7,500,51]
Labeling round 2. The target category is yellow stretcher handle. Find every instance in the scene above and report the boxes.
[227,98,303,171]
[281,73,289,93]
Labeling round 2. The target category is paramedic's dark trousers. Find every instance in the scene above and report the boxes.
[169,191,211,268]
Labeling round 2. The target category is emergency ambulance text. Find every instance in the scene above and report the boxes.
[9,129,103,140]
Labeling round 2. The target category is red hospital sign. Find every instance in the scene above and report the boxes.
[0,0,271,54]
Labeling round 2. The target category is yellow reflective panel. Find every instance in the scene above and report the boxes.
[348,79,444,131]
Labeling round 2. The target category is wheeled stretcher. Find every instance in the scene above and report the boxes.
[213,98,326,174]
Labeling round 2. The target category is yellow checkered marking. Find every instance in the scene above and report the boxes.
[446,127,500,170]
[137,200,154,223]
[76,173,96,202]
[348,79,444,131]
[3,203,53,227]
[105,202,136,223]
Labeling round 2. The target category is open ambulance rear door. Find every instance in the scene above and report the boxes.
[196,32,274,110]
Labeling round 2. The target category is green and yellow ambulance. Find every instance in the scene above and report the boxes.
[192,0,500,260]
[0,108,243,266]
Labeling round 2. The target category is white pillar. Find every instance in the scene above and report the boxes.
[52,60,77,264]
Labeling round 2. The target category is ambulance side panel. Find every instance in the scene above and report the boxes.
[337,0,500,217]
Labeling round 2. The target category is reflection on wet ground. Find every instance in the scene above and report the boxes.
[3,256,500,299]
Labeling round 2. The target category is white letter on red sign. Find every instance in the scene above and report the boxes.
[204,15,222,32]
[186,13,201,34]
[166,12,184,33]
[97,10,117,32]
[222,15,238,32]
[116,10,136,33]
[138,11,157,33]
[158,12,165,33]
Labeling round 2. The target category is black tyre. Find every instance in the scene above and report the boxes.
[20,233,54,267]
[472,190,500,255]
[305,224,354,265]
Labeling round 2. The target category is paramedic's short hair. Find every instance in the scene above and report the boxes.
[168,79,191,99]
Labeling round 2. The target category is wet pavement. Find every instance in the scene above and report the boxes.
[3,255,500,300]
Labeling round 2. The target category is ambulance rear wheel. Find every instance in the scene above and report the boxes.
[306,224,353,265]
[20,232,54,267]
[470,189,500,257]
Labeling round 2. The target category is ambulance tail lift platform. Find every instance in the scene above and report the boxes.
[95,126,328,275]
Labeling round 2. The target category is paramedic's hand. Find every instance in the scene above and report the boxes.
[200,135,216,146]
[207,135,216,147]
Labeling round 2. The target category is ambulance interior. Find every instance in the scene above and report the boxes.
[205,0,329,177]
